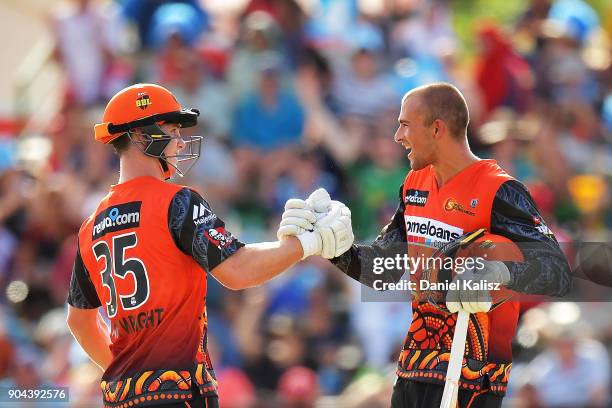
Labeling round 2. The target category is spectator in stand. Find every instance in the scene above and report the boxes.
[350,129,408,239]
[231,54,304,151]
[474,22,534,117]
[520,325,610,407]
[515,0,552,41]
[278,366,319,408]
[390,0,456,61]
[532,1,600,105]
[270,149,340,213]
[155,32,194,87]
[152,3,209,86]
[119,0,208,50]
[477,108,538,182]
[227,11,288,102]
[333,46,397,120]
[170,52,239,205]
[243,0,308,69]
[295,49,365,166]
[51,0,123,106]
[171,52,231,139]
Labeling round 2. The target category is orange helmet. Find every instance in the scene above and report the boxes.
[94,83,199,144]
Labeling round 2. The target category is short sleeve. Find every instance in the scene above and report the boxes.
[168,188,245,272]
[67,246,102,309]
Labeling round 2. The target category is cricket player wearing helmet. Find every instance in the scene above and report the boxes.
[66,84,354,408]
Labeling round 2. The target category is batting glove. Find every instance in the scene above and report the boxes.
[277,189,332,259]
[314,200,354,258]
[446,260,511,314]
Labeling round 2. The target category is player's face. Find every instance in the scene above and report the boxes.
[160,123,185,168]
[394,96,436,170]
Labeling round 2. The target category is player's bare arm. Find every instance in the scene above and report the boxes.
[66,246,112,371]
[210,237,303,290]
[168,186,354,291]
[213,189,354,289]
[66,305,113,370]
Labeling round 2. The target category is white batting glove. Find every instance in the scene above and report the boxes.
[446,260,511,314]
[277,189,332,259]
[315,200,354,258]
[277,198,315,240]
[306,188,332,214]
[302,188,353,258]
[277,188,331,239]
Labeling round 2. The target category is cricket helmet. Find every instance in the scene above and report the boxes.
[94,83,202,179]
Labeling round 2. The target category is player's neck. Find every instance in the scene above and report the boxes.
[432,140,479,188]
[117,155,164,184]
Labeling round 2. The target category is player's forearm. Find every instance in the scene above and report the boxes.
[331,192,407,288]
[491,180,573,297]
[67,310,113,371]
[505,243,572,296]
[330,245,361,280]
[211,237,303,289]
[331,242,405,288]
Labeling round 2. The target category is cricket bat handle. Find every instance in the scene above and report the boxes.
[440,310,470,408]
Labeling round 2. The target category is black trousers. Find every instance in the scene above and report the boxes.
[391,378,503,408]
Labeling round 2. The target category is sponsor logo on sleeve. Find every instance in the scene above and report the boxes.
[404,215,463,243]
[205,227,233,250]
[405,189,429,207]
[93,202,141,239]
[193,203,217,225]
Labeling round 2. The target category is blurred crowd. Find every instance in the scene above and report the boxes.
[1,0,612,406]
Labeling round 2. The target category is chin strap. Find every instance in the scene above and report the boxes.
[158,156,173,180]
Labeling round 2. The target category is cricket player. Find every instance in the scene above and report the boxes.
[66,83,353,408]
[282,83,571,407]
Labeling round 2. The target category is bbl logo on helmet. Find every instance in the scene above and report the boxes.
[136,92,151,110]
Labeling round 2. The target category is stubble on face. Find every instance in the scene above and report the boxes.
[399,96,435,171]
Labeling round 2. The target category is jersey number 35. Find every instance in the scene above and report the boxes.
[92,232,149,318]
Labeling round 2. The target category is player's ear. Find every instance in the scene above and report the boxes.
[432,119,441,137]
[129,128,147,143]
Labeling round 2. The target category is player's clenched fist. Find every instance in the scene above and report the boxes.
[277,188,330,239]
[446,260,511,314]
[277,188,354,259]
[277,189,327,259]
[315,200,353,258]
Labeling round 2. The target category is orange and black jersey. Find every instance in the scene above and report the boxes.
[331,160,571,395]
[331,161,571,296]
[67,176,244,407]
